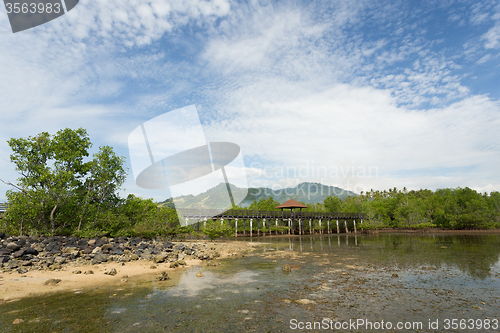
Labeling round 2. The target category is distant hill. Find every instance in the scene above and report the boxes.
[158,182,357,209]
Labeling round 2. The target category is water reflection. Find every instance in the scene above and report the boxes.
[2,233,500,332]
[253,233,500,279]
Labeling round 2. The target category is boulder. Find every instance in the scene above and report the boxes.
[17,267,29,274]
[6,242,20,251]
[45,257,55,265]
[50,263,61,270]
[81,247,93,255]
[24,247,39,256]
[101,244,112,251]
[7,259,19,269]
[153,254,167,263]
[54,256,66,265]
[92,253,108,264]
[44,278,61,286]
[12,249,26,258]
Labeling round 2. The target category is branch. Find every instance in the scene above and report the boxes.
[0,178,28,194]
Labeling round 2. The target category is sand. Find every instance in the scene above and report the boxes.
[0,240,259,301]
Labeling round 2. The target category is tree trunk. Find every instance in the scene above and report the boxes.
[50,204,57,234]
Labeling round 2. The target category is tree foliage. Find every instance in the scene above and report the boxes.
[3,128,127,235]
[323,187,500,229]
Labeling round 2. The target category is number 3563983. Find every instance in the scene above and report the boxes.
[5,2,61,14]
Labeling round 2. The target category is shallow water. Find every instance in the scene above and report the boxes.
[1,233,500,332]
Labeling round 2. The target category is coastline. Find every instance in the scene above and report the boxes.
[0,240,259,301]
[360,227,500,234]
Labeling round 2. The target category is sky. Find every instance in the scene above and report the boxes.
[0,0,499,202]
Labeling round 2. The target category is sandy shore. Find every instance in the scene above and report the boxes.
[0,240,259,302]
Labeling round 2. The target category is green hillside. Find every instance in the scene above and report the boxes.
[158,182,357,209]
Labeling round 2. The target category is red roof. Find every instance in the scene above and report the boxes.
[275,199,308,209]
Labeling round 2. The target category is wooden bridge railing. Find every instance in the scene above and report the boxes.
[176,208,364,220]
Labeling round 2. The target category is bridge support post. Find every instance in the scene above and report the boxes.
[353,220,357,233]
[235,219,238,237]
[336,219,339,234]
[243,220,246,236]
[263,219,266,236]
[309,219,312,235]
[250,219,253,237]
[221,218,224,226]
[288,219,291,235]
[275,219,278,235]
[204,218,207,229]
[327,220,330,234]
[344,220,348,233]
[319,219,322,234]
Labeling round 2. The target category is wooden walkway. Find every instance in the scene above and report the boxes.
[177,209,365,236]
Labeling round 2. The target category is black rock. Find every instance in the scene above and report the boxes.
[24,247,39,256]
[45,241,60,252]
[0,248,12,256]
[0,232,5,239]
[92,253,108,264]
[7,259,19,269]
[22,254,34,261]
[12,249,26,258]
[0,256,9,263]
[111,248,124,255]
[16,239,26,246]
[82,247,93,254]
[94,238,106,248]
[163,242,173,249]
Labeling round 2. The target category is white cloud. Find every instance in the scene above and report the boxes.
[1,0,500,202]
[482,23,500,49]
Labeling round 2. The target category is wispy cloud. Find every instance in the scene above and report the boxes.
[1,0,500,201]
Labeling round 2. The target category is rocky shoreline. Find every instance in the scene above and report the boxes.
[0,231,230,274]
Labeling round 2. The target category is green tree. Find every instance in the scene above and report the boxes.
[248,197,281,211]
[2,128,126,235]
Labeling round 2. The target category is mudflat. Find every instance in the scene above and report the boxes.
[0,240,258,301]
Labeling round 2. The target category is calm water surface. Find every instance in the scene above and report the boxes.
[1,233,500,332]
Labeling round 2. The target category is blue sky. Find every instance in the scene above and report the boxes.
[1,0,500,202]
